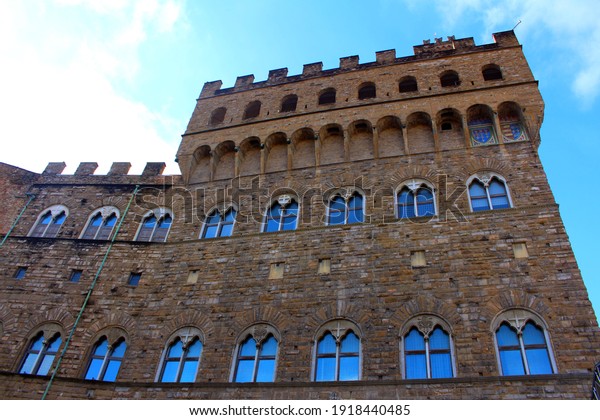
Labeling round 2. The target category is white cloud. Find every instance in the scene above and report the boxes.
[0,0,184,174]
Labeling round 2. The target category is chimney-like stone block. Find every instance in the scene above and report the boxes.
[376,49,396,64]
[340,55,359,70]
[268,68,288,82]
[302,62,323,77]
[234,74,255,88]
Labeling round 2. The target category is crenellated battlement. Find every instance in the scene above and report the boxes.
[199,31,519,99]
[40,161,168,178]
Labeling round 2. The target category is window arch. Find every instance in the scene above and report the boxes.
[243,101,261,119]
[157,327,204,383]
[232,324,279,383]
[209,107,227,125]
[482,64,503,81]
[401,315,455,379]
[201,207,237,239]
[440,70,460,87]
[280,95,298,112]
[263,195,299,232]
[84,336,127,381]
[29,205,68,238]
[499,102,528,143]
[467,105,498,146]
[327,190,364,225]
[396,180,436,218]
[358,83,376,100]
[313,319,361,382]
[81,206,120,240]
[492,309,556,375]
[318,88,336,105]
[467,174,512,212]
[399,76,418,93]
[135,208,173,242]
[19,327,63,376]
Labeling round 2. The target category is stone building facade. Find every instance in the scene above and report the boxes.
[0,30,598,399]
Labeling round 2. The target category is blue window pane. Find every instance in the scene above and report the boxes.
[103,360,121,382]
[207,211,221,224]
[30,335,44,351]
[496,324,519,347]
[94,338,109,357]
[471,198,490,211]
[168,340,183,358]
[488,179,506,196]
[525,348,553,374]
[85,358,104,380]
[340,332,359,353]
[235,359,255,383]
[317,333,337,354]
[70,270,82,282]
[128,273,141,286]
[143,215,156,228]
[330,196,345,211]
[417,188,433,202]
[160,361,179,382]
[268,203,282,218]
[417,202,435,216]
[469,182,486,197]
[37,354,55,376]
[256,359,275,382]
[260,336,278,357]
[405,328,425,351]
[430,353,453,378]
[265,217,280,232]
[204,225,218,238]
[499,349,525,375]
[111,340,127,358]
[348,209,363,224]
[40,213,53,225]
[47,336,62,352]
[429,327,450,350]
[329,210,345,225]
[14,267,27,279]
[339,356,359,381]
[522,323,546,345]
[187,339,202,357]
[348,195,362,210]
[104,214,117,227]
[90,214,103,227]
[406,354,427,379]
[491,196,510,209]
[286,202,299,214]
[53,213,66,225]
[239,337,256,357]
[220,223,233,237]
[224,209,236,222]
[281,215,297,231]
[180,360,198,382]
[315,357,336,381]
[158,215,172,228]
[20,353,38,374]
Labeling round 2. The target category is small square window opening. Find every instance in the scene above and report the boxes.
[128,272,142,286]
[69,270,82,283]
[14,267,27,280]
[513,242,529,259]
[411,251,426,268]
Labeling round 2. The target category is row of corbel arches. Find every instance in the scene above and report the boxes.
[188,101,529,184]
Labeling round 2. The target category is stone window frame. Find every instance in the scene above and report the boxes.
[318,88,336,105]
[243,101,261,120]
[280,94,298,113]
[155,326,204,383]
[200,203,238,239]
[399,314,456,379]
[209,107,227,125]
[394,179,437,219]
[261,194,300,233]
[482,63,503,81]
[134,207,174,242]
[79,206,121,240]
[399,76,418,93]
[83,328,129,382]
[17,323,64,376]
[466,172,513,212]
[312,318,362,382]
[440,70,461,87]
[358,82,377,100]
[229,323,281,383]
[491,308,558,376]
[28,204,69,238]
[325,187,366,226]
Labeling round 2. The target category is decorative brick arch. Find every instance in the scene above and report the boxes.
[460,157,511,180]
[22,307,75,341]
[304,301,371,335]
[392,295,462,329]
[81,312,137,344]
[159,312,215,342]
[0,304,16,336]
[480,290,553,325]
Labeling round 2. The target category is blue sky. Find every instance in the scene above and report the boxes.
[1,0,599,318]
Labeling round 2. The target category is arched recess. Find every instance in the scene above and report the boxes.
[348,120,374,161]
[406,112,435,154]
[189,145,212,184]
[291,128,316,169]
[319,124,345,165]
[209,107,226,125]
[436,108,464,150]
[213,141,236,180]
[498,102,529,142]
[239,137,262,176]
[467,104,498,147]
[376,116,404,158]
[265,132,288,173]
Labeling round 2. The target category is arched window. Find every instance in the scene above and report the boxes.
[19,331,62,376]
[280,95,298,112]
[81,207,120,240]
[327,191,364,225]
[467,105,497,146]
[318,88,336,105]
[209,107,227,125]
[158,328,203,383]
[468,175,511,211]
[482,64,503,81]
[263,196,298,232]
[402,319,454,379]
[399,76,418,93]
[135,208,173,242]
[201,207,236,239]
[232,325,279,383]
[396,181,436,218]
[29,205,68,238]
[440,70,460,87]
[499,102,528,143]
[358,83,376,100]
[493,309,556,375]
[84,336,127,382]
[243,101,261,119]
[314,320,361,381]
